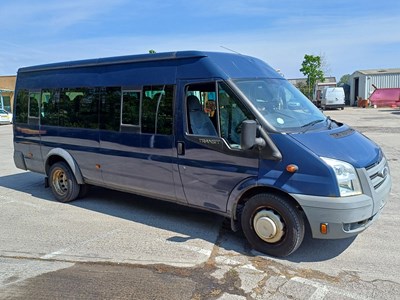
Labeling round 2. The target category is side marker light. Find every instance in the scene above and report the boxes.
[286,164,298,173]
[320,223,328,234]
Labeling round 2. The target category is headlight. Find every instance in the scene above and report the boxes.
[321,157,362,197]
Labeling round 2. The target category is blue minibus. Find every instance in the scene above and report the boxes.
[13,51,391,256]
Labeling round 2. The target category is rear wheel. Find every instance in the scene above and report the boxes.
[49,162,80,203]
[241,193,305,257]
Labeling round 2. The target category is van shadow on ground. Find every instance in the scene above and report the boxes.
[1,171,355,263]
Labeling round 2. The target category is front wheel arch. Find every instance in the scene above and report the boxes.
[232,186,304,224]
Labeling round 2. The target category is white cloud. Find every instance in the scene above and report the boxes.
[0,0,127,31]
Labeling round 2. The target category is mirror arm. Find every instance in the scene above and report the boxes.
[258,126,282,160]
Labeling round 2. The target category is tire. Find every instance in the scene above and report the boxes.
[241,193,305,257]
[49,162,80,203]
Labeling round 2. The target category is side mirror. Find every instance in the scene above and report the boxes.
[240,120,266,150]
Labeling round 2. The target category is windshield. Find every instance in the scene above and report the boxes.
[233,78,326,133]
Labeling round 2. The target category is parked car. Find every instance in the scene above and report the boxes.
[0,109,12,124]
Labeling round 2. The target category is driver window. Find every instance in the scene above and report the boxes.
[218,82,253,148]
[186,83,218,136]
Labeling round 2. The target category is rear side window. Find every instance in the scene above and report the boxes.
[142,85,174,135]
[41,88,99,128]
[14,89,40,125]
[29,92,40,119]
[14,85,174,135]
[100,87,121,131]
[61,88,99,129]
[122,90,141,126]
[41,89,60,126]
[15,89,29,124]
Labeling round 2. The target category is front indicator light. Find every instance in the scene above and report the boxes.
[286,164,298,173]
[320,223,328,234]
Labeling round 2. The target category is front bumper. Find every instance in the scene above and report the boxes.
[292,193,384,239]
[291,156,391,239]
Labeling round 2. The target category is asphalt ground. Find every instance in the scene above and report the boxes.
[0,106,399,299]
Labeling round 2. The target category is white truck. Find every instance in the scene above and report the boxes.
[320,87,345,110]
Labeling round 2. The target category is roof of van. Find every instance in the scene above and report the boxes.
[17,50,275,72]
[18,51,207,73]
[18,50,279,77]
[16,51,281,88]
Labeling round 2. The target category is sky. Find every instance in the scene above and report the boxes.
[1,0,399,80]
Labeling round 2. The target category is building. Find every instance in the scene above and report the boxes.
[288,77,336,89]
[349,68,400,106]
[0,75,16,112]
[288,76,337,104]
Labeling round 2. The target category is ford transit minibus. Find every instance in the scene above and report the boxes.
[13,51,391,256]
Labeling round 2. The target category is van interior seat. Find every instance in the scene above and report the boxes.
[187,95,217,136]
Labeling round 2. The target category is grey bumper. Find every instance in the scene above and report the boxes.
[291,156,392,239]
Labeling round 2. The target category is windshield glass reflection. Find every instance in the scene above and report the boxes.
[233,78,326,133]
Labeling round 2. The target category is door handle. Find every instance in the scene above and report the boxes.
[177,141,185,155]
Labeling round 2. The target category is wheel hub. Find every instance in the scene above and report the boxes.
[253,209,284,243]
[52,169,68,196]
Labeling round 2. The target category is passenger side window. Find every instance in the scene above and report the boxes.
[15,89,29,124]
[60,88,99,129]
[27,92,41,125]
[186,83,218,136]
[142,85,174,135]
[41,89,60,126]
[41,88,99,128]
[218,82,253,147]
[28,92,40,120]
[99,87,121,131]
[122,90,140,126]
[185,81,253,147]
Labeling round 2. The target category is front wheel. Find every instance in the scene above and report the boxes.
[241,193,305,257]
[49,162,80,203]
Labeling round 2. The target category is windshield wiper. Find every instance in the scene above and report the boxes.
[301,119,324,133]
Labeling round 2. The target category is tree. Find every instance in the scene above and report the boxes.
[338,74,351,85]
[300,54,325,99]
[295,81,309,97]
[148,49,156,54]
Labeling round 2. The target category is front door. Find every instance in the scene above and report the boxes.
[177,81,259,212]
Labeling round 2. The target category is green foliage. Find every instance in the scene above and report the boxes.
[295,81,309,97]
[300,54,325,99]
[148,49,157,54]
[338,74,351,85]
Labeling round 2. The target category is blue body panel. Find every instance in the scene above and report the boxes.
[288,125,381,168]
[259,133,338,197]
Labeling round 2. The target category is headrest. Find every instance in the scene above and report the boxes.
[187,95,202,111]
